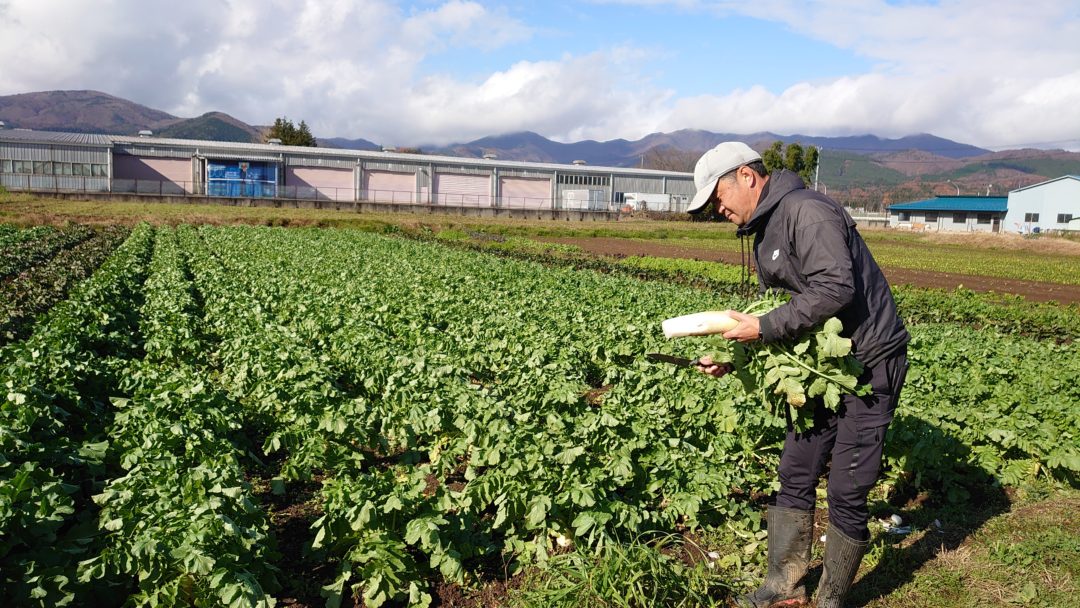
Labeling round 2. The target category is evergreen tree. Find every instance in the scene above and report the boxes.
[764,140,819,185]
[762,141,784,174]
[784,142,805,176]
[266,117,317,147]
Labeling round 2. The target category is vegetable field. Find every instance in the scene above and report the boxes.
[2,224,1078,607]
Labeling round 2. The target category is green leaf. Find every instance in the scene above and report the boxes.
[526,495,551,528]
[555,445,585,465]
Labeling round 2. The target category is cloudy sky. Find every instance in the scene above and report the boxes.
[2,0,1078,149]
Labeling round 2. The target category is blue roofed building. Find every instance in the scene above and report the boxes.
[887,195,1008,232]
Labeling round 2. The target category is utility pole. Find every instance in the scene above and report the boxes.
[813,147,820,192]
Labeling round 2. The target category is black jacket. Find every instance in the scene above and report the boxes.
[738,170,909,368]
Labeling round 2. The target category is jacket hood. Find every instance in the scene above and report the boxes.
[736,169,806,237]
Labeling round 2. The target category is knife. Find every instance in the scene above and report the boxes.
[645,353,699,367]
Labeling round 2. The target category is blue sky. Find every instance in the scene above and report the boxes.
[2,0,1078,150]
[421,2,874,98]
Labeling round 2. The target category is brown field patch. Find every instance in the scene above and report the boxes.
[544,236,1080,304]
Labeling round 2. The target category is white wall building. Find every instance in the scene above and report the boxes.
[1004,175,1080,234]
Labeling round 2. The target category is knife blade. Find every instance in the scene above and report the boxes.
[645,353,699,367]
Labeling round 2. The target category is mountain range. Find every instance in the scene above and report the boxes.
[2,90,1079,202]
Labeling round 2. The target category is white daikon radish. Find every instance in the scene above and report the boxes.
[662,311,739,339]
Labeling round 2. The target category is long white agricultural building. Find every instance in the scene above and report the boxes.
[0,128,696,217]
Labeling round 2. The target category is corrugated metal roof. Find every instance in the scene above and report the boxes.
[109,134,692,177]
[0,129,113,146]
[1011,174,1080,193]
[888,196,1008,212]
[203,153,285,162]
[2,129,695,178]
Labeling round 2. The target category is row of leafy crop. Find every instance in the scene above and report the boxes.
[1,225,280,607]
[189,227,1077,606]
[427,232,1079,342]
[883,324,1080,496]
[0,223,94,279]
[91,225,280,604]
[428,231,753,299]
[5,225,1075,606]
[183,226,781,606]
[279,229,1079,491]
[890,285,1079,343]
[0,223,54,249]
[0,225,130,347]
[77,226,279,606]
[0,224,154,604]
[423,231,1080,489]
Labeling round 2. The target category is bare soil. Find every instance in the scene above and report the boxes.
[543,237,1080,305]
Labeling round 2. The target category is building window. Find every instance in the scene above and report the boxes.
[1024,212,1039,222]
[557,174,609,187]
[1,159,10,173]
[924,212,938,222]
[953,212,967,223]
[1058,213,1073,223]
[977,213,992,224]
[897,211,910,222]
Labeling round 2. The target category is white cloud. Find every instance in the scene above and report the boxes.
[0,0,543,143]
[642,0,1080,148]
[1,0,1078,149]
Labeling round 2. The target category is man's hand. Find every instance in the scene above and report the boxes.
[696,355,734,378]
[721,310,761,343]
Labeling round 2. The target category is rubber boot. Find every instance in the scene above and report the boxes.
[735,506,814,607]
[814,525,868,608]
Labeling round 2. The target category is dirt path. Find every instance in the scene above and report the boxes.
[545,237,1080,305]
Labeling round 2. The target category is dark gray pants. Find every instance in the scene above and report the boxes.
[775,350,908,541]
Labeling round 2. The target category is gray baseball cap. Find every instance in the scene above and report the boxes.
[687,141,762,213]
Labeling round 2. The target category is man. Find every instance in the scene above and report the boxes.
[688,142,909,608]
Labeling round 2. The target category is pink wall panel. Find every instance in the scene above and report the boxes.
[113,156,194,192]
[363,170,415,203]
[434,173,490,206]
[285,166,355,201]
[499,177,551,209]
